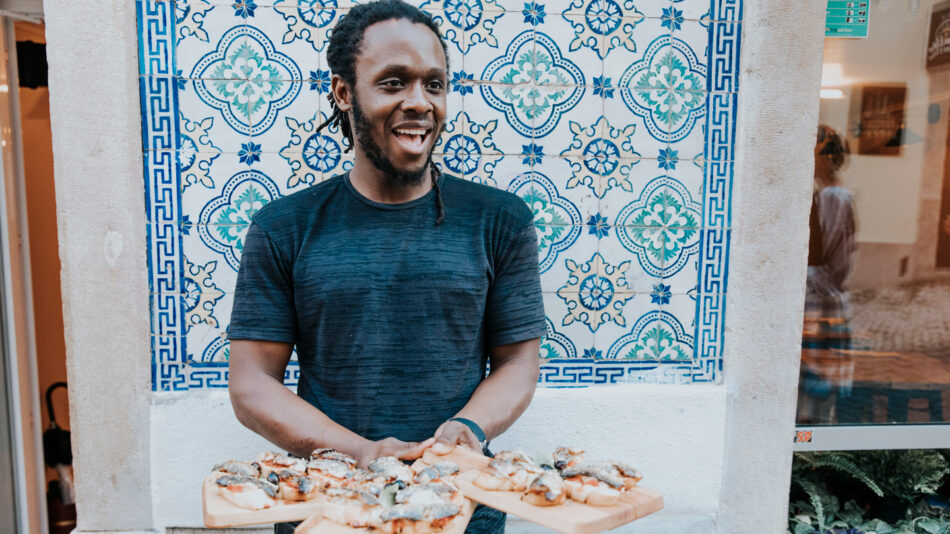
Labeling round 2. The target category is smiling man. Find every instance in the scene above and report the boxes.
[225,1,546,533]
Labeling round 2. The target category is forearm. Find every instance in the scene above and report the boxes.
[230,369,370,458]
[453,345,540,440]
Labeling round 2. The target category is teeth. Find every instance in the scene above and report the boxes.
[394,128,427,136]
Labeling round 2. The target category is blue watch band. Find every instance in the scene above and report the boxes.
[449,417,486,443]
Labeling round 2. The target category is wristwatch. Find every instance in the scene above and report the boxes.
[449,417,488,450]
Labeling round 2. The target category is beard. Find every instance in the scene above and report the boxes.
[351,96,431,188]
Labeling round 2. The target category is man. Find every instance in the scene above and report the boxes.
[226,1,546,533]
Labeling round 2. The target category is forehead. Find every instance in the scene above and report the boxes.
[355,18,447,77]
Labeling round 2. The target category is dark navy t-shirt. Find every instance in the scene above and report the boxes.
[228,173,546,442]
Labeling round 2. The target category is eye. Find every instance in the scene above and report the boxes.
[381,79,404,88]
[426,80,445,91]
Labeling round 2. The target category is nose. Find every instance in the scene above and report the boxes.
[402,81,433,114]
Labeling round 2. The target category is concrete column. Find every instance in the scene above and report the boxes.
[717,0,827,531]
[43,0,153,530]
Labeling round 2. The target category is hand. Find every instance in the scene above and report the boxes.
[430,420,482,455]
[356,437,434,469]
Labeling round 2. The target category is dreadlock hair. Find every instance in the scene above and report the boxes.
[317,0,449,225]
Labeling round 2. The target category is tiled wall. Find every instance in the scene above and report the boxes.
[138,0,741,391]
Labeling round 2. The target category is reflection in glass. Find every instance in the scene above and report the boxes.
[799,125,858,424]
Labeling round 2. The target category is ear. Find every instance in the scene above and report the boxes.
[331,74,352,112]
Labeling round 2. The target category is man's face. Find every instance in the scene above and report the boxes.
[347,19,447,187]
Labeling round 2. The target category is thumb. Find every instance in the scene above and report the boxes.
[401,437,435,460]
[431,432,456,455]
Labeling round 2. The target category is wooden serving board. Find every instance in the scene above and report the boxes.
[294,498,476,534]
[419,447,664,534]
[202,475,323,528]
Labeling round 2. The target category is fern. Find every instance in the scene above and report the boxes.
[808,453,885,497]
[793,452,885,497]
[795,479,827,531]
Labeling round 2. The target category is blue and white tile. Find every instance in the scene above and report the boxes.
[706,25,740,93]
[603,92,667,165]
[527,84,594,150]
[541,89,603,157]
[181,270,233,344]
[597,159,658,221]
[545,14,604,79]
[240,78,306,142]
[533,156,598,222]
[705,93,737,161]
[593,291,655,361]
[175,2,248,80]
[435,109,507,183]
[463,86,533,156]
[665,155,704,207]
[248,6,328,75]
[251,80,318,153]
[543,290,596,359]
[463,9,526,80]
[602,16,668,92]
[181,221,239,297]
[184,321,231,366]
[659,291,697,352]
[178,78,251,154]
[708,0,741,22]
[475,155,525,191]
[596,222,661,295]
[671,18,708,75]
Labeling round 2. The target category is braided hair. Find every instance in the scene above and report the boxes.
[317,0,449,225]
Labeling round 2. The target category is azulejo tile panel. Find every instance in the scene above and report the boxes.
[137,0,741,391]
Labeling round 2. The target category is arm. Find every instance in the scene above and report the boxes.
[431,337,540,453]
[229,339,432,467]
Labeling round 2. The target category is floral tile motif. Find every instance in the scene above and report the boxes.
[556,252,635,332]
[602,15,668,86]
[139,0,742,390]
[479,30,585,138]
[433,111,504,186]
[541,291,594,360]
[615,177,701,279]
[191,26,303,135]
[182,256,227,333]
[559,116,640,199]
[507,171,583,275]
[619,35,706,143]
[271,0,344,54]
[278,110,354,189]
[462,10,528,82]
[178,114,223,191]
[605,308,694,361]
[174,1,246,80]
[560,1,642,60]
[196,169,282,272]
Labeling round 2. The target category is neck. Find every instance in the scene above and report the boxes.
[348,152,433,204]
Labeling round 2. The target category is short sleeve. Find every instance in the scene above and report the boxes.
[227,222,297,343]
[484,221,546,347]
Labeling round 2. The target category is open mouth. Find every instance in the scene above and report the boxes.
[392,127,432,154]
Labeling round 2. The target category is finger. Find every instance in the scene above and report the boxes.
[458,428,481,452]
[431,427,462,454]
[399,438,434,460]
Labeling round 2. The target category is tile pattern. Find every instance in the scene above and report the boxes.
[137,0,742,391]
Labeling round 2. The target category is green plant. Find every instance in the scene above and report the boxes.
[857,451,950,504]
[788,450,950,534]
[791,452,884,531]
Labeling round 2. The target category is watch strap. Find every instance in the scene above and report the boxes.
[449,417,486,443]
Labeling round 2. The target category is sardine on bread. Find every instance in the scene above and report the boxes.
[472,451,543,492]
[214,475,277,510]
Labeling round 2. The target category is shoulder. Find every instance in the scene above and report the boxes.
[441,175,533,228]
[818,186,855,210]
[250,175,346,234]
